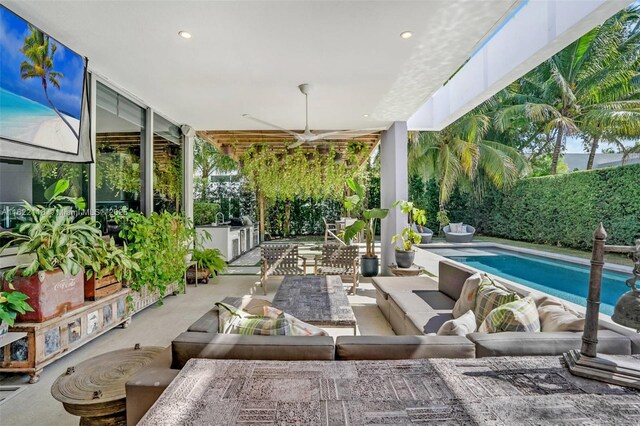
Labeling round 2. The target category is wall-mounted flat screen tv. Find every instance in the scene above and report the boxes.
[0,5,87,155]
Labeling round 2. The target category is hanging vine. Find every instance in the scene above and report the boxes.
[241,145,362,202]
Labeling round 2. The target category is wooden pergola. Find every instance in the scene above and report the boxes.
[197,130,382,240]
[197,130,382,166]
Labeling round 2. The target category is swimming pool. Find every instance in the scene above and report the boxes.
[429,247,632,316]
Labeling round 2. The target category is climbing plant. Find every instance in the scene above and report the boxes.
[241,145,361,201]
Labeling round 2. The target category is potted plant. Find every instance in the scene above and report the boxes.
[190,248,227,283]
[391,200,427,268]
[85,238,141,300]
[343,178,389,277]
[0,290,34,338]
[0,180,104,322]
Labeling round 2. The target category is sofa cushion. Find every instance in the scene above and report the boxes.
[437,310,477,336]
[372,276,438,299]
[216,302,288,336]
[535,296,584,332]
[171,332,335,368]
[450,222,465,233]
[452,273,485,318]
[406,311,454,335]
[388,289,456,335]
[468,329,631,357]
[438,260,475,300]
[262,306,328,336]
[335,335,475,360]
[474,280,520,326]
[187,308,219,333]
[479,296,540,333]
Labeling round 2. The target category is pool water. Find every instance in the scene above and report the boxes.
[433,248,631,316]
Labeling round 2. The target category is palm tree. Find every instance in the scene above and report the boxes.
[20,26,79,139]
[495,6,640,174]
[408,110,529,228]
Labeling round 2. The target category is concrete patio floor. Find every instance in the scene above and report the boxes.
[0,275,392,426]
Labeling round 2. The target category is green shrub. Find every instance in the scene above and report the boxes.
[411,165,640,250]
[193,202,220,225]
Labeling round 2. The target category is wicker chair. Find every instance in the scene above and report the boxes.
[314,243,360,294]
[412,224,434,244]
[260,244,307,295]
[443,224,476,243]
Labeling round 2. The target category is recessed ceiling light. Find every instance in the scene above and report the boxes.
[178,31,192,39]
[400,31,413,39]
[363,114,369,118]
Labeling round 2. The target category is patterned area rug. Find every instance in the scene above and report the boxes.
[140,356,640,425]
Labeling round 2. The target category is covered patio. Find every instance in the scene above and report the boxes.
[1,1,639,425]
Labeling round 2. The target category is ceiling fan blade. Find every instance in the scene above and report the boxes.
[242,114,304,139]
[309,128,385,141]
[287,139,307,149]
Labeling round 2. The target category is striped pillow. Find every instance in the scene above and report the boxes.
[263,306,329,336]
[216,302,287,336]
[479,296,541,333]
[474,279,520,326]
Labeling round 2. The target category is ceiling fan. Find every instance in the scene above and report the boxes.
[242,83,382,149]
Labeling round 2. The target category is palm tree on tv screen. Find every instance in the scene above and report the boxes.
[19,25,79,139]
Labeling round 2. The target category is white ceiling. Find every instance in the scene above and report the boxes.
[4,0,521,131]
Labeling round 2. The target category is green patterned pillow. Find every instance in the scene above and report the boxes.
[263,306,329,336]
[216,302,287,336]
[474,279,520,326]
[479,296,540,333]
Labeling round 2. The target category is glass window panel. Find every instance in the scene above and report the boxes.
[95,81,144,225]
[153,113,183,213]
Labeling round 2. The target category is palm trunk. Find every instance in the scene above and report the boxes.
[550,125,565,175]
[586,135,600,170]
[258,192,265,242]
[42,82,80,140]
[283,200,291,237]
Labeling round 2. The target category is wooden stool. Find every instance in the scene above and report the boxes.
[51,344,163,425]
[388,263,423,277]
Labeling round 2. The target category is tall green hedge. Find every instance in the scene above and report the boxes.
[410,164,640,250]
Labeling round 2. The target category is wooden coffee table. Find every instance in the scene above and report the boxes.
[272,275,357,334]
[51,345,164,425]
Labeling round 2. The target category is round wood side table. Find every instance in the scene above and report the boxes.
[388,264,423,277]
[51,344,164,426]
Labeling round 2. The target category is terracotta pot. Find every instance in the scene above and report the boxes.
[3,269,84,322]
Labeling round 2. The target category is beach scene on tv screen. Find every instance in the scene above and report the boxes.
[0,6,84,154]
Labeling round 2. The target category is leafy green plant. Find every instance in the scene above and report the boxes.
[0,180,103,282]
[392,227,422,252]
[192,249,226,275]
[94,238,142,283]
[342,178,389,257]
[391,200,427,251]
[114,209,193,297]
[194,202,221,225]
[0,290,34,327]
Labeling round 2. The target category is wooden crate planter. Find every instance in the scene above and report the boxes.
[2,270,85,322]
[0,288,131,383]
[129,281,181,315]
[84,269,123,301]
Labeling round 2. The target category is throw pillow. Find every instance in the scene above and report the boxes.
[215,302,287,336]
[437,310,477,336]
[262,306,329,336]
[452,273,486,318]
[450,222,465,233]
[479,296,541,333]
[474,279,520,326]
[535,295,585,332]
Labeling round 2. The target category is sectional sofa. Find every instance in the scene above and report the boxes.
[125,260,640,425]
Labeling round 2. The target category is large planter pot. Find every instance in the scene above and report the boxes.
[360,256,380,277]
[395,249,415,268]
[2,269,84,322]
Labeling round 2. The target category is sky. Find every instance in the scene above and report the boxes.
[0,5,84,119]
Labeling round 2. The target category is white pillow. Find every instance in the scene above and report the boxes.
[437,310,477,336]
[450,222,465,233]
[535,296,584,332]
[452,273,485,318]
